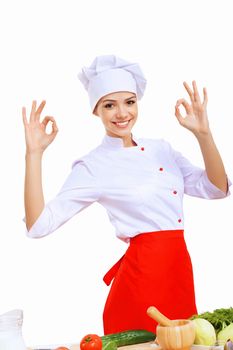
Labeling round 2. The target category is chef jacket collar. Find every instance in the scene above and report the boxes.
[101,134,139,149]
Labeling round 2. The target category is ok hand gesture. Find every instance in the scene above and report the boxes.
[22,100,58,154]
[175,81,210,137]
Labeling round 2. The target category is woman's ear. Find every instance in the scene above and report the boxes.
[92,110,99,117]
[92,104,99,116]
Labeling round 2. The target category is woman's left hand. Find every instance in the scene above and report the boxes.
[175,81,210,137]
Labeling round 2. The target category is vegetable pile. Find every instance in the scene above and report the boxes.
[191,308,233,334]
[191,307,233,344]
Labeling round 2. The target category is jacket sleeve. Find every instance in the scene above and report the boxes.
[25,159,101,238]
[166,141,231,199]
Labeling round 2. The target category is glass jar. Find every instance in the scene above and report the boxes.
[0,309,27,350]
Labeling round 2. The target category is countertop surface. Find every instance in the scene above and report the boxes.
[27,342,157,350]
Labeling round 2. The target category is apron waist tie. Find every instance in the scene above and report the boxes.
[103,254,125,286]
[103,230,185,287]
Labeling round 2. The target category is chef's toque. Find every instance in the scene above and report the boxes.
[78,55,147,112]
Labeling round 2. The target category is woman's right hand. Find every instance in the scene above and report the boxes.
[22,100,58,155]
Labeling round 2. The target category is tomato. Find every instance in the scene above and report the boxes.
[80,333,102,350]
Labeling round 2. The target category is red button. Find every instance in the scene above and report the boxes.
[178,219,182,223]
[141,147,145,151]
[159,167,163,171]
[173,190,177,195]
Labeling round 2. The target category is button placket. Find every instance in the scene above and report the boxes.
[171,190,181,222]
[157,165,182,225]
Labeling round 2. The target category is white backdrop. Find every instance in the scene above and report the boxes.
[0,0,232,347]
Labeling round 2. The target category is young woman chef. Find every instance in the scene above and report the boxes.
[22,55,231,334]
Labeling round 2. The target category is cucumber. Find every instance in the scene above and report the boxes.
[101,330,156,347]
[102,340,118,350]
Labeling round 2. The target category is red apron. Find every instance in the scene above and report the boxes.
[103,230,197,334]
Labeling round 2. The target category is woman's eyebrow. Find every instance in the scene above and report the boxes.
[101,96,136,103]
[125,96,136,101]
[101,99,116,103]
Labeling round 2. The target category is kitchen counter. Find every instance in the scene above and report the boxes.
[27,342,156,350]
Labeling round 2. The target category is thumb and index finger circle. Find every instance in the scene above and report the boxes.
[41,116,59,135]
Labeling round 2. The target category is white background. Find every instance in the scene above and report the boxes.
[0,0,232,347]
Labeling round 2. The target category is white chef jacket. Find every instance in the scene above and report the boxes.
[26,135,231,242]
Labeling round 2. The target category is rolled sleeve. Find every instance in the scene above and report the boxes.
[166,141,232,200]
[25,206,53,238]
[26,159,101,238]
[184,171,231,199]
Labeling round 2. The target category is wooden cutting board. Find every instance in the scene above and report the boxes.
[27,341,158,350]
[118,341,158,350]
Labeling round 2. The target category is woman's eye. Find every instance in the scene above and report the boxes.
[127,100,135,105]
[104,103,114,109]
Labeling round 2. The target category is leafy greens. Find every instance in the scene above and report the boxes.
[191,308,233,334]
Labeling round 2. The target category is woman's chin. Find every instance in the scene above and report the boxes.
[110,130,132,138]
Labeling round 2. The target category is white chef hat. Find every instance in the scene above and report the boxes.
[78,55,147,112]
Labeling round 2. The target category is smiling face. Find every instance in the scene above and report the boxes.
[94,91,138,147]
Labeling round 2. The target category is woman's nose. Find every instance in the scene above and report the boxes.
[116,105,128,119]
